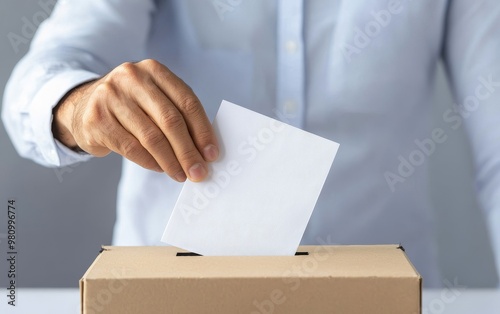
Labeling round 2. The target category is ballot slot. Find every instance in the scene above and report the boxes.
[175,252,309,256]
[176,252,202,256]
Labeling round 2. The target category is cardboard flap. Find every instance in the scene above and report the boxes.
[81,245,421,280]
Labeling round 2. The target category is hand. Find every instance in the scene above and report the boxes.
[52,59,219,182]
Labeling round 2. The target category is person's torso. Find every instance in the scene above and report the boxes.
[114,0,449,287]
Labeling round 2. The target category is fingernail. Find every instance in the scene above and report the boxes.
[203,144,219,162]
[175,171,187,182]
[188,163,207,181]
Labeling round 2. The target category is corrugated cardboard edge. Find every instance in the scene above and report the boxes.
[397,244,423,312]
[80,246,110,314]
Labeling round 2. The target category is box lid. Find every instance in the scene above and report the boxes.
[82,245,420,279]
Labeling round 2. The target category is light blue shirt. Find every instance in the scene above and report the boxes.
[3,0,500,287]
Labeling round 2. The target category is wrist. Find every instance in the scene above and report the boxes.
[52,95,78,149]
[51,82,91,151]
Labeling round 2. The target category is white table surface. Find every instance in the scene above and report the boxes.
[1,288,499,313]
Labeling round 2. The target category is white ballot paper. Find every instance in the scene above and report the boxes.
[161,100,339,255]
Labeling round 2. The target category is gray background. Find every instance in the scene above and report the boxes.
[0,0,498,288]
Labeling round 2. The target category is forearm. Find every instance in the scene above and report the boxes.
[1,54,100,166]
[2,0,154,167]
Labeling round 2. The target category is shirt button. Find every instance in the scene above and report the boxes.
[283,100,297,116]
[48,148,58,162]
[285,40,298,53]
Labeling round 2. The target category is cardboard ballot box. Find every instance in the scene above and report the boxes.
[80,245,421,314]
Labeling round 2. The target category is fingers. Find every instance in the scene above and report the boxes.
[105,124,163,173]
[139,60,220,161]
[126,60,219,182]
[75,79,163,174]
[92,116,163,173]
[110,96,188,181]
[77,96,163,172]
[73,59,219,183]
[129,85,208,181]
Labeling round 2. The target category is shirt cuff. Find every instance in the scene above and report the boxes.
[30,70,100,166]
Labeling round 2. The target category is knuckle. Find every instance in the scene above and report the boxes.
[93,81,116,100]
[194,128,214,144]
[79,135,102,155]
[82,99,107,128]
[159,110,184,130]
[141,59,169,80]
[83,83,118,128]
[119,61,136,73]
[177,148,201,165]
[163,160,183,176]
[113,62,140,82]
[120,139,141,158]
[141,128,165,147]
[178,96,203,117]
[140,58,161,69]
[81,105,101,128]
[83,136,96,149]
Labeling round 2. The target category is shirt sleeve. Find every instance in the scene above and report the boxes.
[1,0,155,167]
[443,0,500,277]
